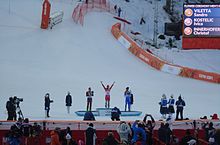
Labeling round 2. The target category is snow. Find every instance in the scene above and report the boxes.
[0,0,219,121]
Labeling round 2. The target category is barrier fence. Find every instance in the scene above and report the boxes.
[111,23,220,84]
[0,119,214,145]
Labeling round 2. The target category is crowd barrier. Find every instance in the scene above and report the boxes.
[0,119,213,145]
[111,23,220,84]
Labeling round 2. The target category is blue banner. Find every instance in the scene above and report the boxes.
[183,4,220,37]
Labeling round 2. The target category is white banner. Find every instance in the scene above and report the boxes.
[161,64,182,75]
[118,35,131,49]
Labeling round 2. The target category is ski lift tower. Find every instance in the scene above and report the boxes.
[153,0,159,48]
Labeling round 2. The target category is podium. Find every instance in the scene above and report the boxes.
[75,108,142,117]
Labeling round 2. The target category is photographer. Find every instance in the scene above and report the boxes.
[86,87,94,111]
[13,96,24,120]
[44,93,53,118]
[143,114,155,145]
[6,97,16,121]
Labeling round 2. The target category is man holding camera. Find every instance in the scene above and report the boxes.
[6,97,17,121]
[86,87,94,111]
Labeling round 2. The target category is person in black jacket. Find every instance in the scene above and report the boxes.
[111,107,121,121]
[158,123,172,145]
[21,118,32,145]
[85,123,96,145]
[180,129,196,145]
[103,132,119,145]
[65,92,72,114]
[6,97,16,121]
[86,87,94,111]
[175,95,186,120]
[44,93,53,118]
[143,114,155,145]
[83,111,95,121]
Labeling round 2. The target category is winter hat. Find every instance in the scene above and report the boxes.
[211,113,219,120]
[66,133,72,140]
[162,94,166,98]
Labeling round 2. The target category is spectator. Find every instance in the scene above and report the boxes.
[164,123,172,145]
[102,132,119,145]
[59,126,74,145]
[114,5,117,14]
[111,107,121,121]
[83,111,95,121]
[21,118,32,145]
[44,93,53,118]
[65,92,72,114]
[65,132,77,145]
[66,133,72,145]
[31,122,42,145]
[6,129,21,145]
[118,7,122,17]
[86,87,94,111]
[85,123,96,145]
[175,95,186,120]
[117,121,132,144]
[50,127,61,145]
[159,94,168,119]
[210,113,219,120]
[158,122,165,142]
[179,129,196,145]
[158,123,172,145]
[6,121,23,145]
[131,120,147,145]
[143,114,155,145]
[214,129,220,145]
[203,122,216,142]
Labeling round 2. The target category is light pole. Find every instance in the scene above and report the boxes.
[153,0,159,48]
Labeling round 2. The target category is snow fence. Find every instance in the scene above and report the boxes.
[111,23,220,84]
[72,0,114,26]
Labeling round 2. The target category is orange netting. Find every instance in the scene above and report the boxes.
[72,0,115,26]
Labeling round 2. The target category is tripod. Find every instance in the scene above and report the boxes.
[16,105,24,120]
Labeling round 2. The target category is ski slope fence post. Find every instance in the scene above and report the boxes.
[111,23,220,84]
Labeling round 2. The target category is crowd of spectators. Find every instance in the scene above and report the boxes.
[4,113,220,145]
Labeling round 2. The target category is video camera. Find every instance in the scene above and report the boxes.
[13,96,23,107]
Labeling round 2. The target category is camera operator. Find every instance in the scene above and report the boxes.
[13,96,24,120]
[6,97,17,121]
[13,96,23,108]
[86,87,94,111]
[44,93,53,117]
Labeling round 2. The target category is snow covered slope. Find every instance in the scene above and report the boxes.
[0,0,219,121]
